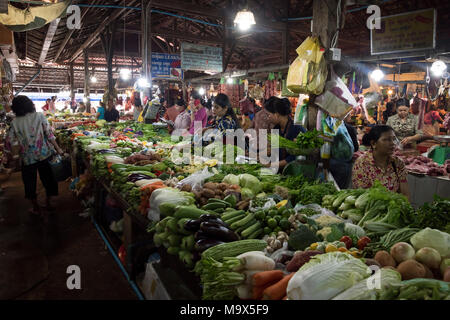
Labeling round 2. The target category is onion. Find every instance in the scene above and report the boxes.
[390,242,415,264]
[415,247,441,269]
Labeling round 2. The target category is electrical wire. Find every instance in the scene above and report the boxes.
[330,0,341,48]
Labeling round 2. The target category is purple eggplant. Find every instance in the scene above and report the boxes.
[184,219,201,232]
[126,173,154,182]
[200,222,240,242]
[199,214,227,226]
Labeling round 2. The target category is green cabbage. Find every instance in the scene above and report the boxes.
[238,174,262,195]
[332,269,401,300]
[222,174,239,185]
[410,228,450,257]
[240,188,255,201]
[344,223,366,238]
[287,252,369,300]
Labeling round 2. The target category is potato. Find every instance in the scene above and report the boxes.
[214,195,222,199]
[193,190,202,200]
[218,183,228,191]
[202,188,216,198]
[181,184,192,192]
[382,266,397,271]
[374,250,397,267]
[203,182,217,190]
[215,189,223,196]
[199,197,208,206]
[444,267,450,282]
[423,265,434,279]
[397,259,426,280]
[364,259,381,268]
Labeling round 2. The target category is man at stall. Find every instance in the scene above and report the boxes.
[352,125,410,199]
[264,97,306,171]
[423,103,444,137]
[386,98,423,148]
[77,101,86,113]
[104,99,120,122]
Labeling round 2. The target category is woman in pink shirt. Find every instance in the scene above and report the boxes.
[188,92,208,135]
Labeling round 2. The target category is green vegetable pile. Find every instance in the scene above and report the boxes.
[269,129,324,152]
[289,182,337,206]
[410,196,450,233]
[378,279,450,300]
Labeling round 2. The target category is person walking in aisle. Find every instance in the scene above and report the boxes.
[3,96,63,216]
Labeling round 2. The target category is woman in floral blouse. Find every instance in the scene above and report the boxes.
[4,96,64,216]
[386,98,423,148]
[352,125,410,199]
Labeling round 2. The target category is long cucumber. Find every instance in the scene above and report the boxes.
[223,213,247,225]
[222,210,245,221]
[230,213,256,230]
[235,219,257,234]
[241,221,262,238]
[202,202,228,210]
[247,228,264,239]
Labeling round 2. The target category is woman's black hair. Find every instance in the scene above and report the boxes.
[264,96,279,113]
[396,98,410,108]
[214,93,241,128]
[362,125,394,147]
[11,95,36,116]
[275,98,292,116]
[202,98,212,109]
[176,98,186,107]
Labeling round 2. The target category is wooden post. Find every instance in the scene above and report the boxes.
[69,62,75,109]
[307,0,339,131]
[100,24,116,101]
[282,0,289,65]
[83,49,91,113]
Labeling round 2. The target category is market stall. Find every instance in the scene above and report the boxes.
[52,112,449,300]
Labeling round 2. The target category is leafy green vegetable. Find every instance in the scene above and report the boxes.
[288,224,320,251]
[411,196,450,233]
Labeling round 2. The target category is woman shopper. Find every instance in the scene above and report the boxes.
[265,97,306,171]
[209,93,240,135]
[96,101,106,120]
[172,98,191,134]
[386,98,423,148]
[352,125,410,199]
[188,92,208,135]
[4,96,63,215]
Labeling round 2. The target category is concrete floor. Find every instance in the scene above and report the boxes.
[0,172,138,300]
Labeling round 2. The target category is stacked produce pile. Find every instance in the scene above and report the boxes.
[57,120,450,300]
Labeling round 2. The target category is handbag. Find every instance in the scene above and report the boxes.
[49,154,72,182]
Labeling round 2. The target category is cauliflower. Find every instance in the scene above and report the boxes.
[316,227,333,239]
[314,215,343,228]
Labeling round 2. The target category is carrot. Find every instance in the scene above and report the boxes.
[252,284,270,300]
[252,270,284,287]
[262,273,294,300]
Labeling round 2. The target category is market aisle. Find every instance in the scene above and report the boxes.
[0,172,138,300]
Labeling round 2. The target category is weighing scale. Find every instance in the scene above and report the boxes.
[429,135,450,165]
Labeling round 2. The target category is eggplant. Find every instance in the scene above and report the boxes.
[200,222,240,242]
[194,230,209,241]
[194,238,226,252]
[127,173,154,182]
[184,219,202,232]
[199,214,227,226]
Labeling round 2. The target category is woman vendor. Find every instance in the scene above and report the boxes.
[208,93,240,135]
[386,98,423,147]
[265,97,306,171]
[352,125,410,199]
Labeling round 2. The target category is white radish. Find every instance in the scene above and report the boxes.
[237,251,275,271]
[236,284,253,300]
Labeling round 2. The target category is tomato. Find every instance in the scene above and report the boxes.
[357,236,371,250]
[339,236,353,249]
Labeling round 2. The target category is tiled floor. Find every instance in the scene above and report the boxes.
[0,172,137,300]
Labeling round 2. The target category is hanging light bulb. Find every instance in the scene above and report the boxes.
[120,68,131,80]
[387,89,393,95]
[137,77,150,88]
[198,87,205,95]
[370,68,385,82]
[234,8,256,31]
[90,76,97,83]
[431,60,447,77]
[227,77,233,84]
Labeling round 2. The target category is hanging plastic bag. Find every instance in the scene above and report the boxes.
[286,56,309,93]
[330,122,355,162]
[294,103,308,126]
[306,56,328,95]
[315,71,358,119]
[177,167,215,192]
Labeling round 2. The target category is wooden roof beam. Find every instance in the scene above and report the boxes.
[38,18,60,65]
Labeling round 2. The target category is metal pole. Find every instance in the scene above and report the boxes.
[84,49,91,112]
[14,67,41,96]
